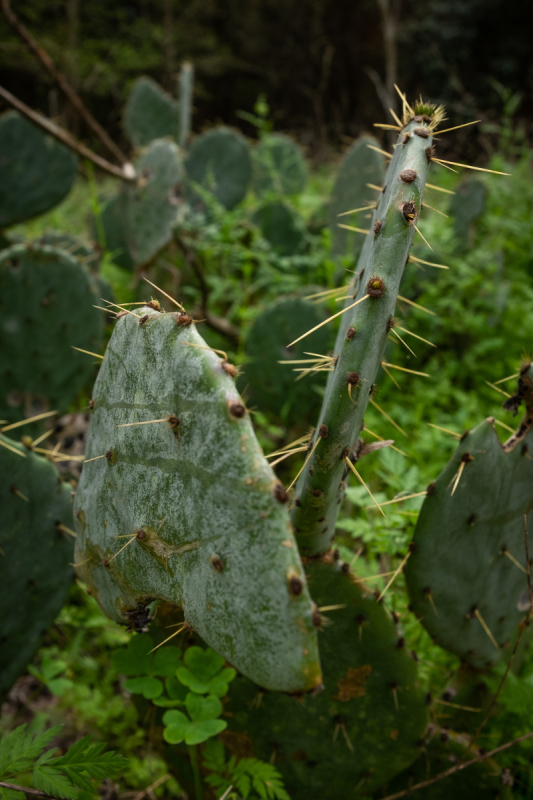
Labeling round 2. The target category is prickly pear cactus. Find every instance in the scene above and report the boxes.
[74,306,321,693]
[291,103,440,556]
[100,194,135,271]
[184,128,251,210]
[125,140,182,266]
[0,243,104,423]
[327,136,384,258]
[35,231,99,270]
[252,201,306,256]
[0,434,74,698]
[226,556,428,799]
[0,111,77,229]
[251,133,307,197]
[124,77,179,148]
[385,729,513,799]
[406,366,533,668]
[449,179,487,248]
[243,297,332,425]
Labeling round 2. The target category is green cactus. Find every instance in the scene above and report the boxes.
[449,178,487,249]
[35,231,100,271]
[0,433,74,698]
[74,305,321,693]
[385,729,513,799]
[0,243,104,423]
[184,128,251,210]
[226,556,428,799]
[124,77,179,148]
[290,109,440,556]
[0,111,77,229]
[252,201,306,256]
[251,133,307,197]
[100,140,182,269]
[327,136,385,258]
[125,139,182,266]
[178,62,194,149]
[100,193,135,271]
[405,369,533,668]
[243,297,332,425]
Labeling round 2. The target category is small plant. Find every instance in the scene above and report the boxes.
[0,722,128,800]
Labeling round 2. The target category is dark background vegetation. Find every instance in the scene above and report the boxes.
[1,0,533,158]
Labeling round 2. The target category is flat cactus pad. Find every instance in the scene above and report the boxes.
[74,306,321,693]
[0,434,74,698]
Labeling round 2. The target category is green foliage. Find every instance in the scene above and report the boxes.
[449,179,487,249]
[203,740,290,800]
[176,646,236,696]
[0,112,77,229]
[112,634,181,700]
[251,133,307,197]
[162,695,226,745]
[0,722,127,800]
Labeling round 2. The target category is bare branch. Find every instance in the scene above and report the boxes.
[0,0,129,167]
[380,729,533,799]
[0,780,55,798]
[0,84,134,181]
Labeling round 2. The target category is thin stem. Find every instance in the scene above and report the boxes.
[0,0,128,165]
[189,745,203,800]
[0,780,53,798]
[380,730,533,799]
[0,84,133,181]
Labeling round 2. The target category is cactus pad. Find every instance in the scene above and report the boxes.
[251,133,307,196]
[100,194,135,271]
[74,306,321,693]
[184,128,251,210]
[328,136,384,258]
[226,556,428,799]
[0,111,77,229]
[0,243,104,423]
[291,117,435,555]
[125,139,182,266]
[0,434,74,698]
[124,77,179,148]
[243,297,332,424]
[406,401,533,668]
[252,201,306,256]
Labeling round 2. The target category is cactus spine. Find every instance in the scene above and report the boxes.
[291,111,439,555]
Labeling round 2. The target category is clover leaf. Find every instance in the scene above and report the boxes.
[162,694,226,745]
[176,646,236,696]
[113,634,182,699]
[152,675,189,707]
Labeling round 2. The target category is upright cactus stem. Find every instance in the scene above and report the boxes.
[291,109,439,556]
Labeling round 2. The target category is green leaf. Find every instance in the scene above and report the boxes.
[166,675,188,701]
[184,719,226,746]
[152,646,181,677]
[41,660,68,682]
[47,679,74,697]
[123,676,163,699]
[49,735,128,783]
[185,693,222,722]
[0,724,63,778]
[33,765,77,799]
[205,668,237,697]
[152,697,184,708]
[162,711,189,745]
[183,646,225,683]
[176,666,210,694]
[0,788,25,800]
[112,634,153,676]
